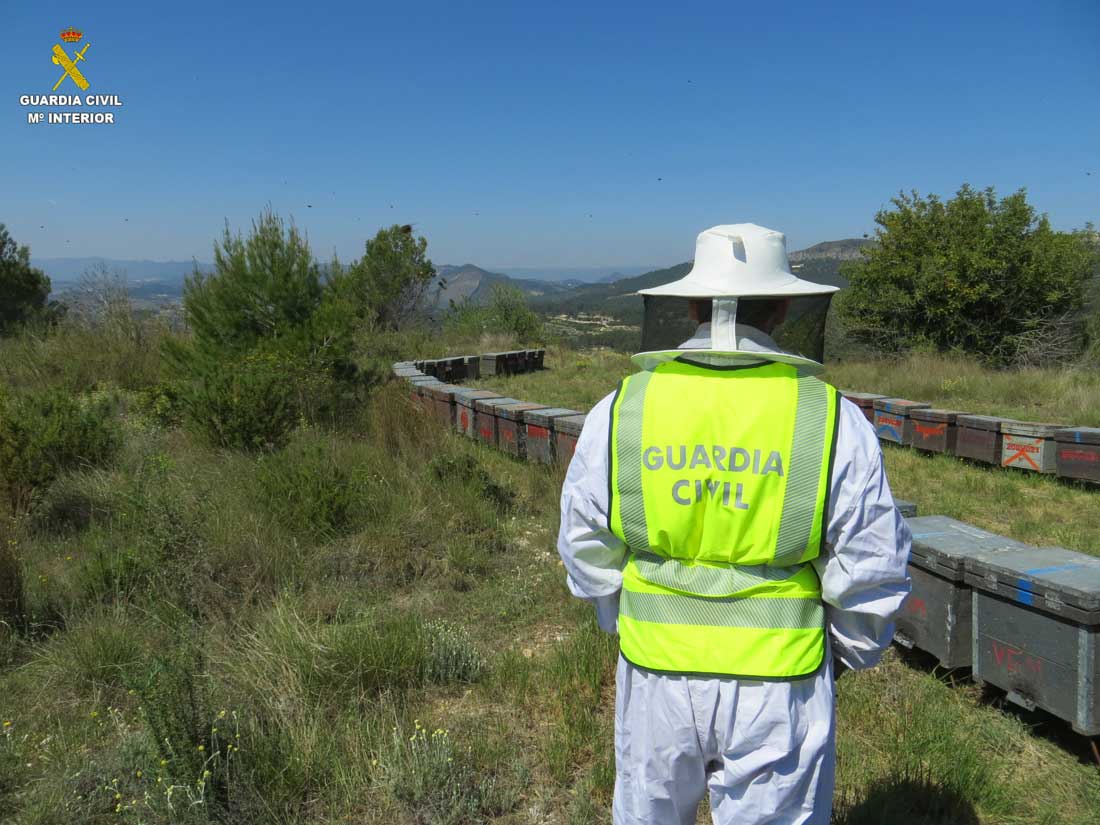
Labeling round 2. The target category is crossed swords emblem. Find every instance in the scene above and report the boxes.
[52,42,91,91]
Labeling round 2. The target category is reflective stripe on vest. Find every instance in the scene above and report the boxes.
[608,359,839,678]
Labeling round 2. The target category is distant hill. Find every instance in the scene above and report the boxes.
[531,239,870,322]
[431,264,580,308]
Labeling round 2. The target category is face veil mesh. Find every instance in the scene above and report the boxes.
[639,294,835,364]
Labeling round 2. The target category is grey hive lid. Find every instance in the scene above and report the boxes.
[1054,427,1100,445]
[525,407,583,427]
[964,545,1100,612]
[473,396,524,413]
[554,414,588,435]
[873,398,931,413]
[1000,421,1067,437]
[407,375,441,385]
[910,408,963,423]
[497,402,548,421]
[956,414,1015,432]
[454,389,501,404]
[906,516,1034,579]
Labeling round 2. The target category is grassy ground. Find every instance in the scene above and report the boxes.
[3,332,1099,825]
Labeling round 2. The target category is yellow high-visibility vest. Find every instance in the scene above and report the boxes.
[608,358,839,678]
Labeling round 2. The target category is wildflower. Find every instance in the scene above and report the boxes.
[371,759,378,767]
[217,709,227,719]
[135,770,142,778]
[197,745,205,752]
[159,759,168,767]
[90,711,98,718]
[203,770,211,779]
[115,792,122,800]
[2,721,10,727]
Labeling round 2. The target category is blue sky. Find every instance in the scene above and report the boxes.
[3,0,1098,272]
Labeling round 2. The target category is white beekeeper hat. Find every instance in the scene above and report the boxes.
[639,223,839,299]
[633,223,840,373]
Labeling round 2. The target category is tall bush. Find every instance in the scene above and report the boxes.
[329,224,436,331]
[0,224,54,335]
[839,185,1096,364]
[0,388,120,514]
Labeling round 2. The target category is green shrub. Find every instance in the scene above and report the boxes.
[0,388,120,514]
[181,353,300,451]
[840,185,1096,364]
[255,436,359,537]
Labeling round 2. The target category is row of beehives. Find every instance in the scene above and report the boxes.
[393,359,1100,739]
[841,392,1100,485]
[406,350,546,384]
[392,356,587,465]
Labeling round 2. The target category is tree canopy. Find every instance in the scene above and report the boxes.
[0,224,52,336]
[838,185,1097,364]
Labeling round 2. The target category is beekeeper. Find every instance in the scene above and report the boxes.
[557,223,911,824]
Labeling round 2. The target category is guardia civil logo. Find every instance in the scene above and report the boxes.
[18,26,124,126]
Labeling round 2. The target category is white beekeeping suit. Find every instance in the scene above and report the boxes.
[556,223,911,825]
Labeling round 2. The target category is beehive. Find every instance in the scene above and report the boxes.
[523,408,583,464]
[872,398,930,444]
[496,402,549,458]
[1054,427,1100,484]
[908,409,961,454]
[446,356,467,382]
[453,389,501,438]
[898,517,1033,669]
[955,414,1014,465]
[840,391,886,424]
[895,499,918,518]
[1000,421,1064,474]
[553,414,587,464]
[480,353,505,376]
[532,349,546,370]
[463,355,481,381]
[505,351,523,375]
[423,383,459,429]
[965,545,1100,735]
[473,397,526,447]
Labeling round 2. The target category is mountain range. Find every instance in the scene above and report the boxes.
[34,239,870,313]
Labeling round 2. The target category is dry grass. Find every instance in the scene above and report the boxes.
[824,352,1100,427]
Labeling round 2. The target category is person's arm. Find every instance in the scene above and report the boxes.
[556,393,627,633]
[812,399,912,671]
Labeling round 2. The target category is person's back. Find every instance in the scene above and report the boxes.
[557,223,911,824]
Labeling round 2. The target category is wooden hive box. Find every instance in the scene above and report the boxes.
[894,499,918,518]
[505,351,523,374]
[495,402,549,458]
[423,383,459,429]
[1054,427,1100,484]
[553,414,588,464]
[898,516,1033,669]
[965,545,1100,735]
[840,391,886,424]
[872,398,930,445]
[533,349,546,370]
[524,408,583,464]
[1000,421,1064,474]
[472,397,525,447]
[955,414,1013,465]
[479,353,505,377]
[453,389,501,438]
[908,408,962,454]
[463,355,481,381]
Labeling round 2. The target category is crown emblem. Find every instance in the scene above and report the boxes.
[60,26,83,43]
